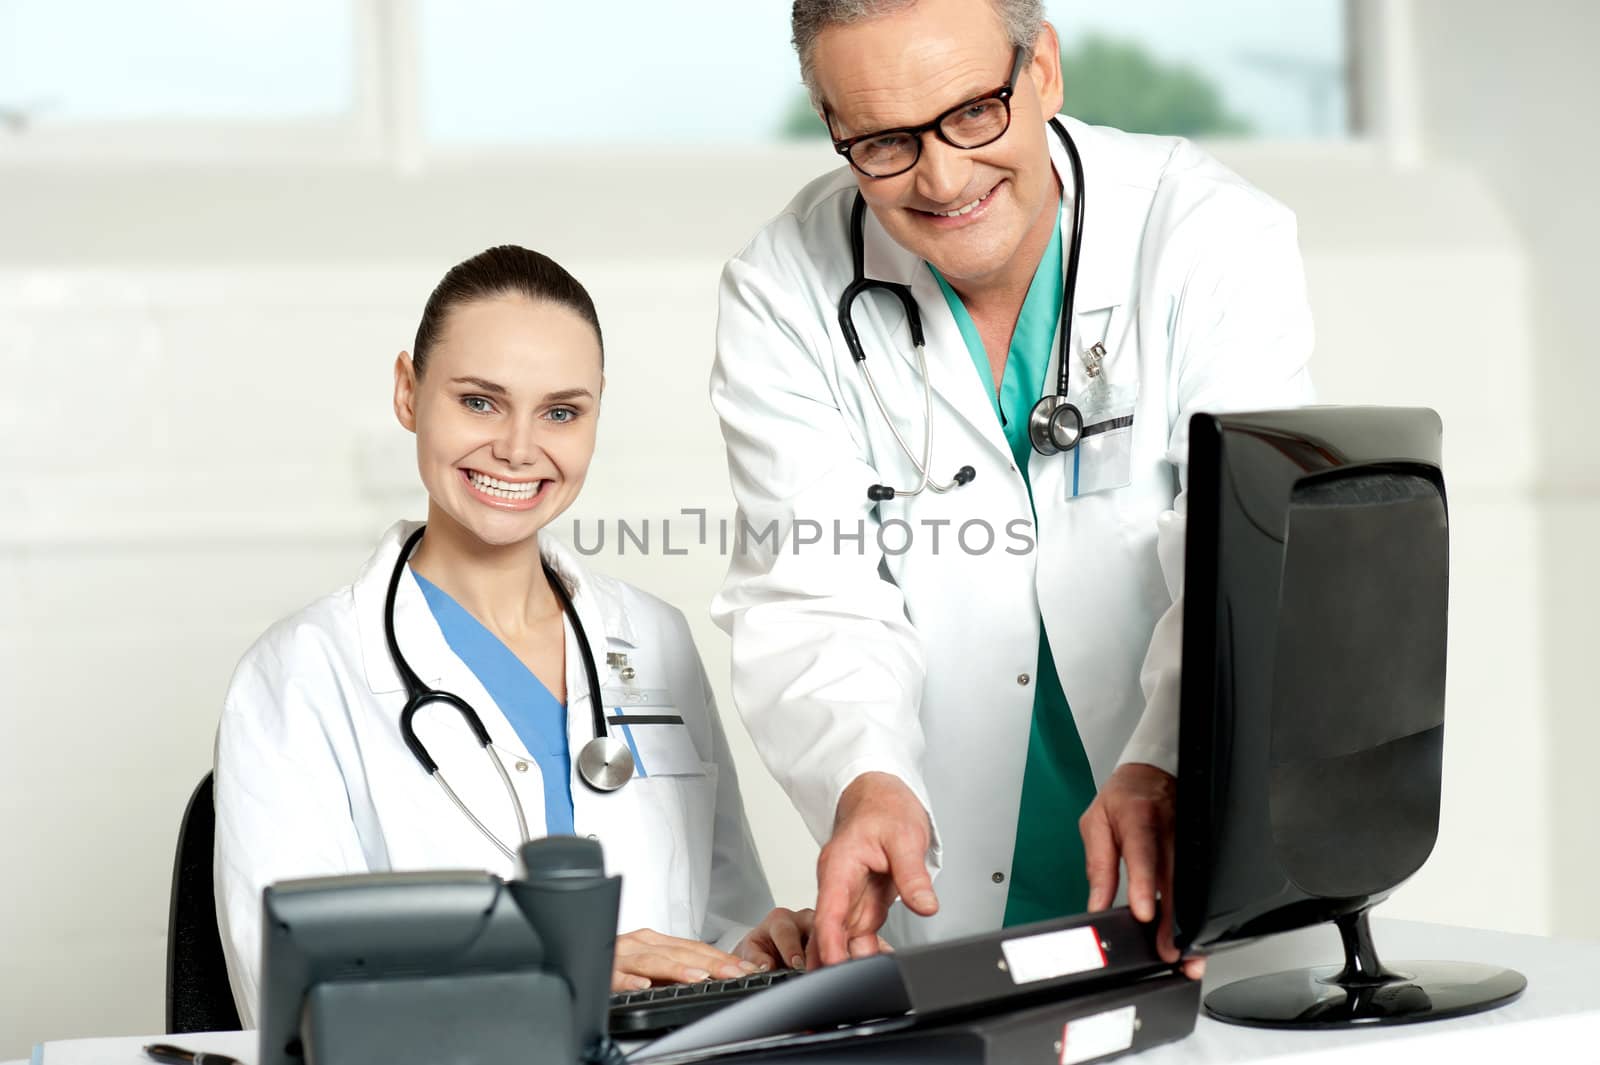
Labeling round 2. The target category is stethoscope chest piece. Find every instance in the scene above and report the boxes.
[1028,394,1084,455]
[577,736,635,793]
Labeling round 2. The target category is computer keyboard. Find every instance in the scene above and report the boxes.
[608,967,807,1037]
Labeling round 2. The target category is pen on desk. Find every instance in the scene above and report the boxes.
[143,1043,245,1065]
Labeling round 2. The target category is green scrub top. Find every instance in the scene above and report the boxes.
[930,217,1098,925]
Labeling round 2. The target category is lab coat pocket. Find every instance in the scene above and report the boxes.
[605,688,704,778]
[1070,408,1136,497]
[1067,370,1138,499]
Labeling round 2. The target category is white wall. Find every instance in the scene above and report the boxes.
[1408,0,1600,943]
[1229,151,1552,936]
[3,10,1597,1053]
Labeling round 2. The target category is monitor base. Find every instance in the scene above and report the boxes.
[1204,909,1526,1029]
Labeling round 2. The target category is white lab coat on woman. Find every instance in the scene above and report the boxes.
[214,521,772,1025]
[711,116,1315,948]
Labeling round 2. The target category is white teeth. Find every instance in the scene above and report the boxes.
[467,471,541,499]
[933,194,984,218]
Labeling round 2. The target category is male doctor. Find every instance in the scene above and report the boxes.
[711,0,1314,970]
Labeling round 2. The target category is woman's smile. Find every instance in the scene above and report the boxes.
[460,467,552,511]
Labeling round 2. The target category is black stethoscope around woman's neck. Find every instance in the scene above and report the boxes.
[384,525,634,861]
[841,117,1088,502]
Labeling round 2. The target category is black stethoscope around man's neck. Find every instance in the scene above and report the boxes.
[841,117,1088,502]
[383,525,634,861]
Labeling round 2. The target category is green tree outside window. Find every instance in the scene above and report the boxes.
[780,34,1251,139]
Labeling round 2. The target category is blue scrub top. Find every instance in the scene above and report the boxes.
[412,571,576,836]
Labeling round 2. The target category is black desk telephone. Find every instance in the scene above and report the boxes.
[257,837,624,1065]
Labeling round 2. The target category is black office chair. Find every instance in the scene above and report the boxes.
[167,771,243,1033]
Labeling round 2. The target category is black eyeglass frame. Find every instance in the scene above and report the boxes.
[825,44,1031,178]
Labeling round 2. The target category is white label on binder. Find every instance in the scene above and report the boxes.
[999,925,1106,985]
[1060,1005,1137,1065]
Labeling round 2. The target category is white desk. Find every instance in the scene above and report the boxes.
[1143,918,1600,1064]
[27,919,1600,1064]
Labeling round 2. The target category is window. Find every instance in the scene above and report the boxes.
[416,0,795,146]
[1046,0,1351,139]
[416,0,1352,147]
[0,0,1356,157]
[0,0,355,129]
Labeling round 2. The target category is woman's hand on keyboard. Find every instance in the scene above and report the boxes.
[612,928,760,991]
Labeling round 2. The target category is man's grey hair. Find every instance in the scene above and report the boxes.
[792,0,1045,108]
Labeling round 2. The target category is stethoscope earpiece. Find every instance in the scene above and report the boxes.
[867,466,973,502]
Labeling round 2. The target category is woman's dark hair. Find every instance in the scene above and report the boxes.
[411,244,603,376]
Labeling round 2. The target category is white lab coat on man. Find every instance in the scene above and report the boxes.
[214,521,773,1025]
[711,115,1315,948]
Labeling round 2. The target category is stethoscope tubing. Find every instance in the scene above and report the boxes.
[543,549,610,752]
[1052,117,1086,398]
[438,746,528,863]
[383,525,626,857]
[858,343,951,495]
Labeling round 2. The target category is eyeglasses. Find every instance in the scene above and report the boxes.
[826,45,1030,179]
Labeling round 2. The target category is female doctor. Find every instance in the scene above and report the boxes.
[214,245,811,1026]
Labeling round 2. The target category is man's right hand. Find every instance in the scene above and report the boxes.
[810,772,939,967]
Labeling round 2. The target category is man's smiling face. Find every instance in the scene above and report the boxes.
[812,0,1063,290]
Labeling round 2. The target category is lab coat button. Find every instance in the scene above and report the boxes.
[515,761,529,772]
[1017,673,1030,686]
[992,872,1005,884]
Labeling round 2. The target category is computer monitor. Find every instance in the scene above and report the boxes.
[1172,406,1525,1028]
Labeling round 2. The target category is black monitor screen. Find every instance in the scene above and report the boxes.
[1268,471,1447,899]
[1173,407,1448,952]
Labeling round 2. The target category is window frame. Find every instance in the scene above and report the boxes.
[0,0,1415,169]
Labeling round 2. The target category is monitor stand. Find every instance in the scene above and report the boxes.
[1203,908,1527,1028]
